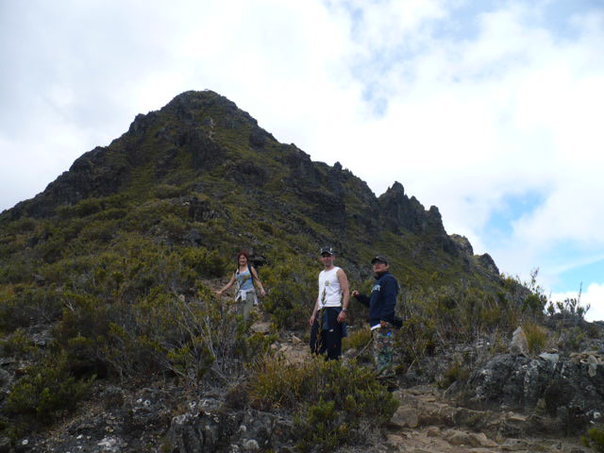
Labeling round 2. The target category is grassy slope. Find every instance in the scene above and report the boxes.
[0,91,547,445]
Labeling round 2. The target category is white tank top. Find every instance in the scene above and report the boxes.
[318,266,342,308]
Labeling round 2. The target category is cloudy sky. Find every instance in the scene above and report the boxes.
[1,0,603,319]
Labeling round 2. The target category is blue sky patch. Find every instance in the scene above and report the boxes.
[538,239,604,292]
[541,0,602,40]
[483,190,547,239]
[553,257,604,293]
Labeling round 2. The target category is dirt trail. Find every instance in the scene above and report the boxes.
[384,386,588,452]
[267,325,590,453]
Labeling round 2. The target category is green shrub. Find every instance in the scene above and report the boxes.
[0,329,36,357]
[5,353,93,426]
[439,360,471,389]
[57,195,128,219]
[260,257,316,330]
[72,198,105,217]
[181,247,227,278]
[523,293,547,316]
[158,214,188,239]
[557,326,587,352]
[396,312,438,364]
[154,184,185,199]
[0,286,63,332]
[583,427,604,452]
[2,217,37,234]
[343,327,373,364]
[78,219,118,243]
[343,326,372,352]
[523,322,549,354]
[295,399,342,452]
[249,357,398,452]
[0,260,37,284]
[53,283,265,384]
[93,207,128,220]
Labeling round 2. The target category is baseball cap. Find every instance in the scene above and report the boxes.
[320,246,335,256]
[371,255,388,265]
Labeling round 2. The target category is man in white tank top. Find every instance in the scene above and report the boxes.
[309,246,350,360]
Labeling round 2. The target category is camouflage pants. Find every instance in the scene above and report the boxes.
[372,325,395,379]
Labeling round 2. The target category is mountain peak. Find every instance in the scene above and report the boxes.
[2,90,491,276]
[384,181,405,197]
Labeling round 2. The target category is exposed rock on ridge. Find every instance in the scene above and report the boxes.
[1,90,498,278]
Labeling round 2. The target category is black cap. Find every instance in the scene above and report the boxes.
[320,246,335,256]
[371,255,388,265]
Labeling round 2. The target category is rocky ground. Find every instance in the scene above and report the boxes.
[2,318,597,453]
[23,377,590,453]
[12,391,591,453]
[383,386,588,453]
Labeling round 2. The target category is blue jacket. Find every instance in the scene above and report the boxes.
[355,272,399,327]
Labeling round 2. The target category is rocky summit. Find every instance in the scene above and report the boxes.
[0,90,602,452]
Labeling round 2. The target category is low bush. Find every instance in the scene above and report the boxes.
[523,322,549,355]
[583,426,604,452]
[260,257,316,330]
[0,259,37,284]
[52,283,269,386]
[343,326,372,352]
[154,184,186,199]
[0,329,36,357]
[343,327,373,365]
[5,353,93,431]
[249,357,398,452]
[439,360,471,389]
[0,286,63,333]
[181,247,227,278]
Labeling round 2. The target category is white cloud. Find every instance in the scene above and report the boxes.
[1,0,604,310]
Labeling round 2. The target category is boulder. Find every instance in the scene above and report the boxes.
[391,406,419,428]
[463,352,604,433]
[165,408,292,452]
[509,327,529,356]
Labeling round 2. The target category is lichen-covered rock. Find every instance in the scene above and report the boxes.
[165,407,293,453]
[509,327,529,355]
[463,352,604,433]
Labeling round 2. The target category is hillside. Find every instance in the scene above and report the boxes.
[0,90,602,452]
[2,90,501,286]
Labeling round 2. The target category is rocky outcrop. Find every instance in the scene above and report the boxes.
[450,234,473,256]
[165,406,293,453]
[186,196,224,222]
[5,145,129,219]
[0,89,503,286]
[477,253,500,275]
[509,327,529,356]
[462,351,604,433]
[223,160,269,186]
[377,182,458,255]
[387,385,589,452]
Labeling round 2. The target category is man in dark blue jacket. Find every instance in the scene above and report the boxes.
[352,255,400,385]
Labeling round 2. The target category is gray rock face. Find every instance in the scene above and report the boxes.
[165,407,293,453]
[476,253,499,275]
[377,182,459,256]
[463,352,604,433]
[450,234,473,256]
[187,197,223,222]
[509,327,529,356]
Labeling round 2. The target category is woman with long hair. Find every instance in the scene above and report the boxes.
[216,251,266,320]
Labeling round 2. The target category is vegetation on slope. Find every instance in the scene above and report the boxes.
[0,91,599,449]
